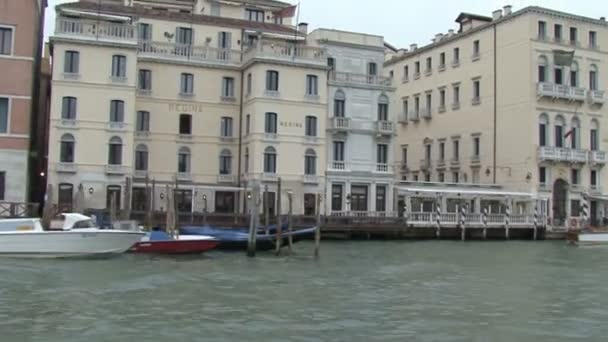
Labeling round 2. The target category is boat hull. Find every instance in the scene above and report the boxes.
[180,226,316,251]
[568,231,608,246]
[0,230,145,258]
[130,237,219,254]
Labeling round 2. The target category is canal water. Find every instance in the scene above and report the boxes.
[1,241,607,341]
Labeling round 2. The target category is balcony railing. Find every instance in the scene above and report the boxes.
[330,117,351,131]
[589,151,608,165]
[244,41,325,65]
[375,121,395,135]
[106,165,129,175]
[176,172,193,182]
[56,163,78,174]
[330,161,347,171]
[537,83,586,102]
[55,18,135,42]
[376,164,390,173]
[138,41,242,65]
[538,146,588,163]
[329,72,392,87]
[217,174,236,183]
[589,90,606,105]
[106,121,127,131]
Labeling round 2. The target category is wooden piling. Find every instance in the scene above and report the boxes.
[247,184,260,257]
[109,192,117,225]
[287,191,293,252]
[315,193,321,258]
[264,185,269,235]
[123,177,131,220]
[275,178,282,255]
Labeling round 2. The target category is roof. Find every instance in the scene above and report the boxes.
[57,1,302,36]
[213,0,293,9]
[455,12,492,24]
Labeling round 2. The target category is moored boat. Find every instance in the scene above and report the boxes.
[129,230,219,254]
[567,229,608,247]
[0,214,145,258]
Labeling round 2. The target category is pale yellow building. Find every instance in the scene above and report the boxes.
[384,6,608,227]
[48,0,327,215]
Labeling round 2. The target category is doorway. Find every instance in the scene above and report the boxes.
[553,179,568,226]
[351,185,368,212]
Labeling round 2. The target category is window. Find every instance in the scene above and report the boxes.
[414,96,420,114]
[571,168,579,185]
[58,183,74,210]
[539,167,547,185]
[414,61,420,75]
[453,140,460,160]
[174,189,192,213]
[571,200,581,217]
[538,56,548,83]
[108,137,123,165]
[333,141,345,161]
[554,68,563,85]
[425,93,432,113]
[138,69,152,91]
[306,75,318,96]
[245,114,251,135]
[222,77,235,98]
[246,73,252,95]
[180,73,194,95]
[570,62,578,87]
[264,147,277,173]
[424,144,431,161]
[554,24,562,42]
[569,27,578,45]
[439,142,445,161]
[438,172,445,183]
[424,173,431,182]
[328,57,335,69]
[453,84,460,105]
[334,91,345,117]
[0,27,13,55]
[305,116,317,137]
[591,170,598,187]
[591,120,599,151]
[305,149,316,175]
[0,97,7,133]
[473,80,480,102]
[64,51,79,74]
[570,117,580,149]
[439,89,446,108]
[538,21,547,39]
[402,99,409,119]
[136,111,150,132]
[377,144,388,164]
[453,47,460,64]
[178,147,191,173]
[215,192,235,214]
[179,114,192,135]
[138,23,152,41]
[111,55,127,78]
[109,100,124,122]
[331,184,343,211]
[219,150,232,175]
[555,116,565,148]
[589,31,598,48]
[589,65,598,90]
[473,40,480,57]
[265,112,277,134]
[539,114,548,147]
[135,144,148,171]
[473,137,480,157]
[132,187,148,211]
[60,134,75,163]
[0,172,4,200]
[218,31,231,49]
[403,65,409,80]
[61,97,77,120]
[378,95,389,121]
[266,70,279,91]
[452,172,459,183]
[244,148,249,173]
[176,27,193,45]
[402,147,408,165]
[425,57,432,72]
[376,186,386,212]
[246,8,265,22]
[439,52,446,67]
[368,62,377,76]
[220,117,233,137]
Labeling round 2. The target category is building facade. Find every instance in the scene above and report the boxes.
[0,0,46,202]
[307,29,396,215]
[384,6,608,226]
[48,0,327,215]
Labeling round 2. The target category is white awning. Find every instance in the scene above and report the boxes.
[59,9,132,22]
[244,30,306,41]
[396,185,535,198]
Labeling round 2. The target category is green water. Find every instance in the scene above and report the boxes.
[1,241,607,341]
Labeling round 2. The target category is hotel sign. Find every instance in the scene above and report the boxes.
[280,121,302,128]
[169,103,204,113]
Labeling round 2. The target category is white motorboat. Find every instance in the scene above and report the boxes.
[567,230,608,247]
[0,213,145,258]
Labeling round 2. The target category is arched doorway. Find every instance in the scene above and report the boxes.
[553,179,568,226]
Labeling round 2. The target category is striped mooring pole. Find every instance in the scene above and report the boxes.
[505,204,511,240]
[482,208,488,240]
[533,204,539,240]
[460,204,467,241]
[582,194,589,228]
[403,203,408,226]
[436,198,441,239]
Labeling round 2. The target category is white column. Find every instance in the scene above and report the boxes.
[370,182,377,213]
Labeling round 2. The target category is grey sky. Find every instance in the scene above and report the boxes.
[45,0,603,48]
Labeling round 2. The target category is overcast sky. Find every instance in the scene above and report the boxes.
[45,0,602,47]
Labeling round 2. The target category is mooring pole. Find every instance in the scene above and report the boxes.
[264,185,269,235]
[275,178,282,255]
[460,203,467,241]
[435,195,441,239]
[315,193,322,258]
[482,207,488,240]
[247,184,259,257]
[533,203,539,241]
[287,191,293,252]
[505,200,511,240]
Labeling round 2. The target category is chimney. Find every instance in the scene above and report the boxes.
[298,22,309,34]
[503,5,512,15]
[410,43,418,51]
[601,17,606,21]
[448,29,455,37]
[435,33,443,42]
[492,9,503,20]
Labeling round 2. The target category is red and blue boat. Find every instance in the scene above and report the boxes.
[129,230,219,255]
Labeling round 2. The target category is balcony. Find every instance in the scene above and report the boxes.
[420,108,432,120]
[471,97,481,105]
[138,41,242,66]
[538,146,588,163]
[177,134,193,143]
[176,172,193,182]
[57,119,78,129]
[589,151,608,165]
[56,162,77,174]
[329,161,348,171]
[375,121,395,135]
[302,175,319,184]
[471,155,481,166]
[450,158,461,167]
[54,18,136,44]
[537,83,586,102]
[424,68,432,76]
[452,59,460,67]
[135,131,151,139]
[62,72,80,81]
[105,165,129,175]
[134,170,149,179]
[330,117,351,131]
[436,159,446,169]
[106,121,127,132]
[329,71,392,87]
[589,90,606,105]
[471,52,480,61]
[420,159,432,171]
[375,164,391,173]
[243,41,326,66]
[217,174,236,184]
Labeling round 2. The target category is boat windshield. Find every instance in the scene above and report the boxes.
[71,220,96,229]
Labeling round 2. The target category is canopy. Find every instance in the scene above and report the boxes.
[395,185,535,199]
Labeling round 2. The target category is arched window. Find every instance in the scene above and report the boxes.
[304,149,317,175]
[570,117,581,149]
[135,144,148,171]
[219,149,232,175]
[178,146,190,173]
[378,95,389,121]
[590,64,599,90]
[570,61,579,87]
[538,55,548,83]
[264,146,277,173]
[554,115,565,148]
[591,119,599,151]
[539,113,549,147]
[61,97,77,120]
[60,133,75,163]
[108,136,123,165]
[334,90,346,117]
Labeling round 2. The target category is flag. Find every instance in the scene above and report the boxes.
[553,49,575,66]
[273,4,297,18]
[564,129,575,139]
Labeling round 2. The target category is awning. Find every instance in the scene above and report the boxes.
[244,30,306,41]
[589,194,608,202]
[395,185,535,198]
[59,9,132,22]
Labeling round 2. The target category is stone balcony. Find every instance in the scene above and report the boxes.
[329,117,351,132]
[589,151,608,165]
[329,71,392,87]
[375,121,395,135]
[375,163,391,173]
[139,41,242,66]
[243,41,326,66]
[105,165,129,175]
[176,172,193,182]
[538,146,588,164]
[589,90,606,105]
[56,162,78,174]
[54,18,136,45]
[537,82,587,102]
